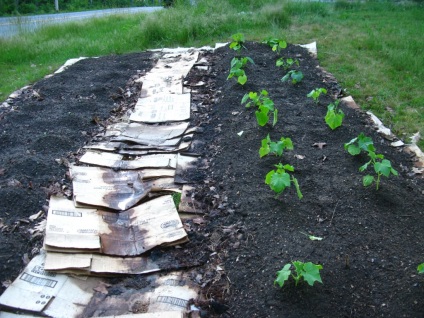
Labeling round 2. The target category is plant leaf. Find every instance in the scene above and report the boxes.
[274,264,292,287]
[238,74,247,85]
[270,171,290,193]
[255,110,269,126]
[363,175,374,187]
[292,176,303,199]
[374,159,393,177]
[418,263,424,274]
[302,262,323,286]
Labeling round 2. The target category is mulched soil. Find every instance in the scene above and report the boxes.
[1,42,424,318]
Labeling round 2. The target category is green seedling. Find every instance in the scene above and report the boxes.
[344,132,375,155]
[300,231,323,241]
[274,261,323,288]
[325,100,345,130]
[265,163,303,199]
[344,133,398,190]
[259,134,293,158]
[418,263,424,274]
[229,33,246,52]
[227,56,254,85]
[263,37,287,53]
[276,57,299,70]
[242,90,278,127]
[281,70,304,84]
[307,88,327,104]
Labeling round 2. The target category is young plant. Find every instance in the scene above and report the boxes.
[307,88,327,104]
[263,37,287,53]
[259,134,293,158]
[344,133,398,190]
[274,261,323,288]
[265,163,303,199]
[418,263,424,274]
[227,56,254,85]
[229,33,246,52]
[276,57,299,70]
[281,70,304,84]
[241,90,278,127]
[325,100,345,130]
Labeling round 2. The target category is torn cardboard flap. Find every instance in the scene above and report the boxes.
[44,195,187,256]
[79,151,178,169]
[175,154,199,184]
[45,196,100,250]
[106,121,189,146]
[130,93,191,123]
[71,165,149,210]
[85,271,199,316]
[0,252,100,317]
[178,185,203,214]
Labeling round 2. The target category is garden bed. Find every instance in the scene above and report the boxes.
[0,42,423,317]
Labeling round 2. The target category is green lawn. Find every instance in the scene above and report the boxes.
[1,0,422,148]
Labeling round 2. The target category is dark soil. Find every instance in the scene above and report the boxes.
[1,42,424,318]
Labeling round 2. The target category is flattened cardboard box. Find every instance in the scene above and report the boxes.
[71,165,150,210]
[44,195,188,256]
[0,253,100,317]
[79,152,178,170]
[130,93,191,123]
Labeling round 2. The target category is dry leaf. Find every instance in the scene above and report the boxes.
[193,217,206,225]
[295,154,305,160]
[313,142,327,149]
[29,210,43,221]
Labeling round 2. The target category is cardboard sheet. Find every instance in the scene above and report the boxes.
[79,151,178,170]
[178,185,204,214]
[84,271,198,316]
[71,165,149,210]
[0,253,100,317]
[174,154,199,184]
[44,195,187,256]
[130,93,191,123]
[106,121,189,145]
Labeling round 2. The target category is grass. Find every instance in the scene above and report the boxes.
[1,0,423,148]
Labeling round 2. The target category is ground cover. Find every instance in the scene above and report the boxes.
[0,40,423,317]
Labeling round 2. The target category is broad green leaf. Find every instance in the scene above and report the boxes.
[263,98,275,111]
[302,262,323,286]
[265,170,274,185]
[279,40,287,49]
[229,42,238,50]
[363,175,374,187]
[357,133,375,152]
[374,159,392,177]
[391,168,398,176]
[270,171,290,193]
[276,59,284,67]
[283,164,294,172]
[269,141,284,156]
[347,144,361,156]
[255,110,269,126]
[325,107,344,130]
[418,263,424,274]
[281,74,289,82]
[359,161,370,172]
[281,137,294,150]
[291,71,304,84]
[238,74,247,85]
[241,93,249,105]
[274,264,291,287]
